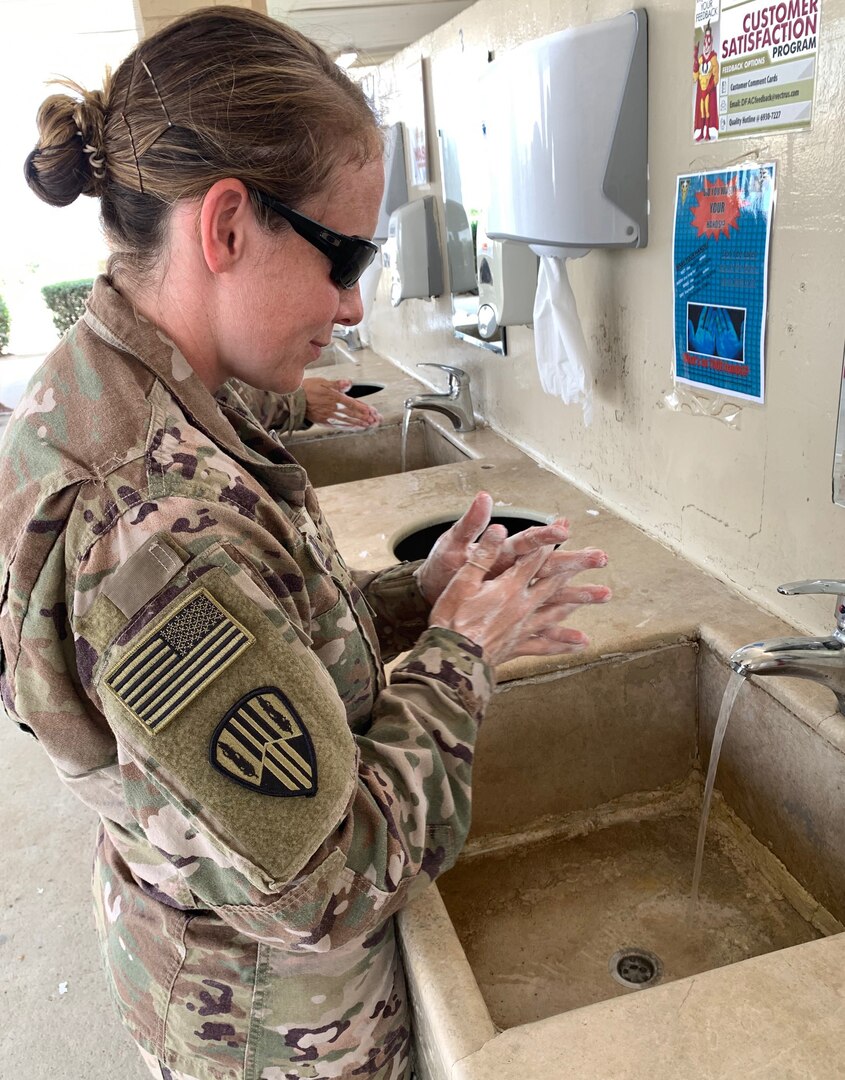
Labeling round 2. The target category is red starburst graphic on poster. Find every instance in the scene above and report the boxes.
[690,176,742,239]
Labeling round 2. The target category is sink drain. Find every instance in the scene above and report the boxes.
[609,947,663,990]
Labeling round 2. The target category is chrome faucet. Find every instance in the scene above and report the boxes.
[730,579,845,714]
[404,363,475,432]
[332,325,364,351]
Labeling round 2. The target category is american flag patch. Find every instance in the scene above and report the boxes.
[104,588,254,733]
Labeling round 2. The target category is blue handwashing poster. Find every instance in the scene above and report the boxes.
[672,164,775,403]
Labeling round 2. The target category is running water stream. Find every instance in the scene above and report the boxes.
[688,669,747,918]
[400,407,413,473]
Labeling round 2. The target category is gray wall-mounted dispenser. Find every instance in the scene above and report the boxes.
[481,9,648,254]
[476,219,539,339]
[444,199,478,296]
[382,196,444,307]
[345,123,410,344]
[479,9,648,421]
[373,123,410,246]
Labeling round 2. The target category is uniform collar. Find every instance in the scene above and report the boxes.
[82,275,309,507]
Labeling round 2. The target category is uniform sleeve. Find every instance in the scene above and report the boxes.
[226,380,309,436]
[73,499,493,953]
[351,561,432,661]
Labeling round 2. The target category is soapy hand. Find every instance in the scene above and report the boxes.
[415,492,502,604]
[415,491,609,605]
[428,526,609,665]
[303,377,382,428]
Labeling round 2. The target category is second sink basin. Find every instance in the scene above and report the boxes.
[345,381,385,398]
[392,513,550,561]
[289,418,471,487]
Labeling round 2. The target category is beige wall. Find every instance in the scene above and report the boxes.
[134,0,267,39]
[370,0,845,636]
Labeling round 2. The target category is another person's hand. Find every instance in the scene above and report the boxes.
[416,491,608,604]
[303,377,382,428]
[428,526,610,666]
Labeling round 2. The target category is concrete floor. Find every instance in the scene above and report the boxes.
[1,713,149,1079]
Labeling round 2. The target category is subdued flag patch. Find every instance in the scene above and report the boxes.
[104,588,254,733]
[210,687,318,797]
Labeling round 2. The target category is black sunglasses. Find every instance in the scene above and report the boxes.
[253,190,379,289]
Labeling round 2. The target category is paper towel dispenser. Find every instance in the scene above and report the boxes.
[481,9,648,256]
[373,123,410,246]
[382,196,444,307]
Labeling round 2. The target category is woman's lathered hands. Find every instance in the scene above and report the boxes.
[419,491,611,665]
[302,377,382,428]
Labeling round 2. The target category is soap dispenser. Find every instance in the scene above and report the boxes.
[476,219,539,338]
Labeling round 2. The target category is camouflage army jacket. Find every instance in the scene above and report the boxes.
[0,277,493,1080]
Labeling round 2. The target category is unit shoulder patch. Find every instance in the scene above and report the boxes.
[103,587,254,733]
[210,687,318,797]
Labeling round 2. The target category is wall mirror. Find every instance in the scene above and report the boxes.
[432,45,507,354]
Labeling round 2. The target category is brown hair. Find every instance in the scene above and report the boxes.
[24,6,381,284]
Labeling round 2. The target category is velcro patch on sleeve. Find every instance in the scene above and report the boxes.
[103,588,254,733]
[100,534,187,619]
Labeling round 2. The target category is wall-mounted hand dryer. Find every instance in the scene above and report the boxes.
[373,123,410,245]
[382,196,444,306]
[481,9,648,256]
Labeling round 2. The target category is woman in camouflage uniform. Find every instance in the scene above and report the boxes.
[8,8,610,1079]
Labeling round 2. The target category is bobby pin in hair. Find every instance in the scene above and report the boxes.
[142,61,173,129]
[122,54,145,193]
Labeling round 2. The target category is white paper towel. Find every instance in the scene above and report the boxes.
[533,255,593,424]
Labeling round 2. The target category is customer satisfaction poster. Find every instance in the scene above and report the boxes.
[673,164,776,403]
[692,0,821,141]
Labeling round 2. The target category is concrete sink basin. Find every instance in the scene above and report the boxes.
[288,418,471,488]
[399,641,845,1080]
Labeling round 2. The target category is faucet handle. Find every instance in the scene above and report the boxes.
[778,580,845,633]
[417,363,468,389]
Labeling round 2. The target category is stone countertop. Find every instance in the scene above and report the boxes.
[309,352,843,743]
[305,351,781,649]
[305,348,845,1080]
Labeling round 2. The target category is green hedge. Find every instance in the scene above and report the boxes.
[41,279,94,336]
[0,295,9,354]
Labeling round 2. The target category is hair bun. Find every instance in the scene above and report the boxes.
[24,76,111,207]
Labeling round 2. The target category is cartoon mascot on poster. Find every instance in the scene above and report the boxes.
[693,22,719,141]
